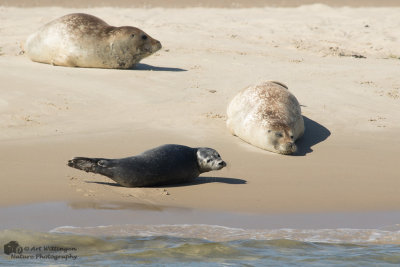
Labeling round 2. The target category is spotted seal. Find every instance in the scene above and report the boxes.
[226,81,304,154]
[67,144,226,187]
[25,13,162,68]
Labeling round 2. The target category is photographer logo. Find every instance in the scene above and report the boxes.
[4,241,23,255]
[3,240,78,260]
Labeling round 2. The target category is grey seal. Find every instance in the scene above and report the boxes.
[227,81,305,155]
[25,13,162,68]
[67,144,226,187]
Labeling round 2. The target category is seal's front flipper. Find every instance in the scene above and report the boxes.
[67,157,114,175]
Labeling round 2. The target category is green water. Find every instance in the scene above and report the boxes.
[2,203,400,265]
[1,226,400,266]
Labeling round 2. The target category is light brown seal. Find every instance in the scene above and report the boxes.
[25,13,162,69]
[226,81,305,155]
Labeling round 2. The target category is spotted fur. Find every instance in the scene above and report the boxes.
[226,81,304,154]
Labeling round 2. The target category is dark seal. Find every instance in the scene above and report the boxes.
[67,144,226,187]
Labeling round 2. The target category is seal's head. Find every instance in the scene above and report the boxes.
[267,124,297,155]
[196,148,226,173]
[110,26,162,67]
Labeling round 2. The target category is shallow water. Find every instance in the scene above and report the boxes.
[1,225,400,266]
[1,202,400,266]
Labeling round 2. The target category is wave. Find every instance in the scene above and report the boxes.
[2,225,400,266]
[48,224,400,244]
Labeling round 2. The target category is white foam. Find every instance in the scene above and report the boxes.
[49,225,78,233]
[50,224,400,244]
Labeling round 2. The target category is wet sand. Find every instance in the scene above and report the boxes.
[2,202,400,232]
[1,128,399,214]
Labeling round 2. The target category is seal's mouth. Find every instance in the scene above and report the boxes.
[139,39,162,56]
[146,40,162,53]
[153,40,162,51]
[215,160,227,170]
[276,142,297,155]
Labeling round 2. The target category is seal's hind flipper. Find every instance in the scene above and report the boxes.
[67,157,113,174]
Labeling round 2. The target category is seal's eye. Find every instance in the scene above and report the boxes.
[275,132,283,138]
[217,154,220,158]
[207,159,211,163]
[142,35,148,40]
[130,34,135,38]
[290,135,294,139]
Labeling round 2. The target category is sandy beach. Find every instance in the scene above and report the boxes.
[1,2,399,216]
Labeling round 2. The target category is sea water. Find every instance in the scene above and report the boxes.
[1,202,400,266]
[1,225,400,266]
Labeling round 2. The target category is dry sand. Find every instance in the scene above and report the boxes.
[2,0,400,8]
[0,4,399,215]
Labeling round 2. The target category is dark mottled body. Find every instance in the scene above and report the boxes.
[68,144,226,187]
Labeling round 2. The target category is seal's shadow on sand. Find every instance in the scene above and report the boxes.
[86,181,124,187]
[134,63,187,72]
[294,116,331,156]
[168,177,247,187]
[86,177,247,188]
